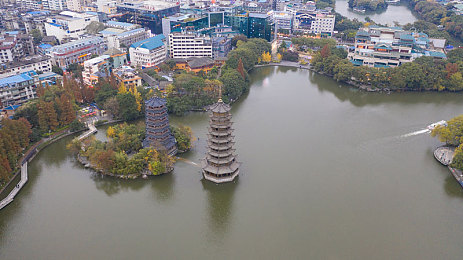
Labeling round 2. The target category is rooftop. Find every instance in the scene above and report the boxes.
[1,55,50,69]
[0,73,33,88]
[106,21,137,28]
[99,28,125,36]
[130,35,165,50]
[209,99,230,113]
[187,57,214,69]
[146,97,167,107]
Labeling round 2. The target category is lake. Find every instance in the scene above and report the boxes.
[1,67,463,259]
[335,0,418,25]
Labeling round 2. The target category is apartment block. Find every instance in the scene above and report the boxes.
[129,35,167,68]
[47,36,107,68]
[168,32,212,59]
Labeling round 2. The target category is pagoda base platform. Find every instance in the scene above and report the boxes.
[202,169,239,184]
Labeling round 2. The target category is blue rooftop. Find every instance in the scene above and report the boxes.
[131,35,165,50]
[38,43,52,49]
[38,72,59,80]
[0,73,33,88]
[27,11,49,16]
[4,105,20,111]
[49,22,63,27]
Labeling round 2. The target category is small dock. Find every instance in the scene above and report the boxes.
[0,163,28,210]
[434,146,454,166]
[78,121,97,141]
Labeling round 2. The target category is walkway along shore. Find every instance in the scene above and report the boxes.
[433,146,463,188]
[254,61,311,70]
[0,119,116,211]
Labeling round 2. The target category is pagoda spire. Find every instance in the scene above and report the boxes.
[201,99,240,183]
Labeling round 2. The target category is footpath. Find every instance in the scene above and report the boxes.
[0,120,98,210]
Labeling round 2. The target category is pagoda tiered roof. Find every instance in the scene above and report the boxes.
[209,99,231,113]
[145,97,167,108]
[143,97,177,156]
[202,99,240,183]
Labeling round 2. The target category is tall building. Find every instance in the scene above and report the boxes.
[310,13,335,36]
[129,34,167,68]
[201,99,240,183]
[161,13,209,37]
[0,55,52,78]
[212,36,231,58]
[143,97,177,156]
[43,0,67,10]
[270,10,293,33]
[168,32,213,58]
[117,1,180,34]
[47,36,107,68]
[44,11,99,42]
[82,54,111,86]
[66,0,83,11]
[248,13,274,41]
[103,27,151,51]
[0,72,37,107]
[347,26,446,68]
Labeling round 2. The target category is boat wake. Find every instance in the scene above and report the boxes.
[400,129,430,138]
[176,157,200,167]
[400,120,447,138]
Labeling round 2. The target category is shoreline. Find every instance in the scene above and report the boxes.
[75,153,173,180]
[433,146,463,189]
[253,61,462,93]
[0,119,123,208]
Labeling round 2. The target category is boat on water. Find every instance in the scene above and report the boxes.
[352,7,366,13]
[386,0,400,4]
[427,120,448,131]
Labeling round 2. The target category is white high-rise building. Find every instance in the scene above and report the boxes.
[310,13,335,36]
[43,0,67,10]
[129,35,167,68]
[168,32,212,59]
[66,0,82,11]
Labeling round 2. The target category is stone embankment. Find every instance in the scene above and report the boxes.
[434,146,463,188]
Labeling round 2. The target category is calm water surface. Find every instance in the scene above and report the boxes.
[335,0,417,25]
[1,67,463,259]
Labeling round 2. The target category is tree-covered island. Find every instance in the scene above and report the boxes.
[348,0,388,12]
[68,122,193,179]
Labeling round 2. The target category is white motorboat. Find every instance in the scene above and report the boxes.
[427,120,448,131]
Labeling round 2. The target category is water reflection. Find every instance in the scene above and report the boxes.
[444,175,463,199]
[201,178,238,241]
[40,137,75,167]
[149,173,174,203]
[306,71,463,107]
[91,174,145,196]
[249,66,274,86]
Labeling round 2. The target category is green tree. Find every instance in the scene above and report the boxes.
[31,29,42,45]
[117,93,139,121]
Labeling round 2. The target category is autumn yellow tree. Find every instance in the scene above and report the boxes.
[118,82,127,94]
[261,51,272,63]
[276,53,282,62]
[106,126,116,138]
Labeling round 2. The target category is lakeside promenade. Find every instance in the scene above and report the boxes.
[0,163,27,210]
[0,121,98,211]
[254,61,311,70]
